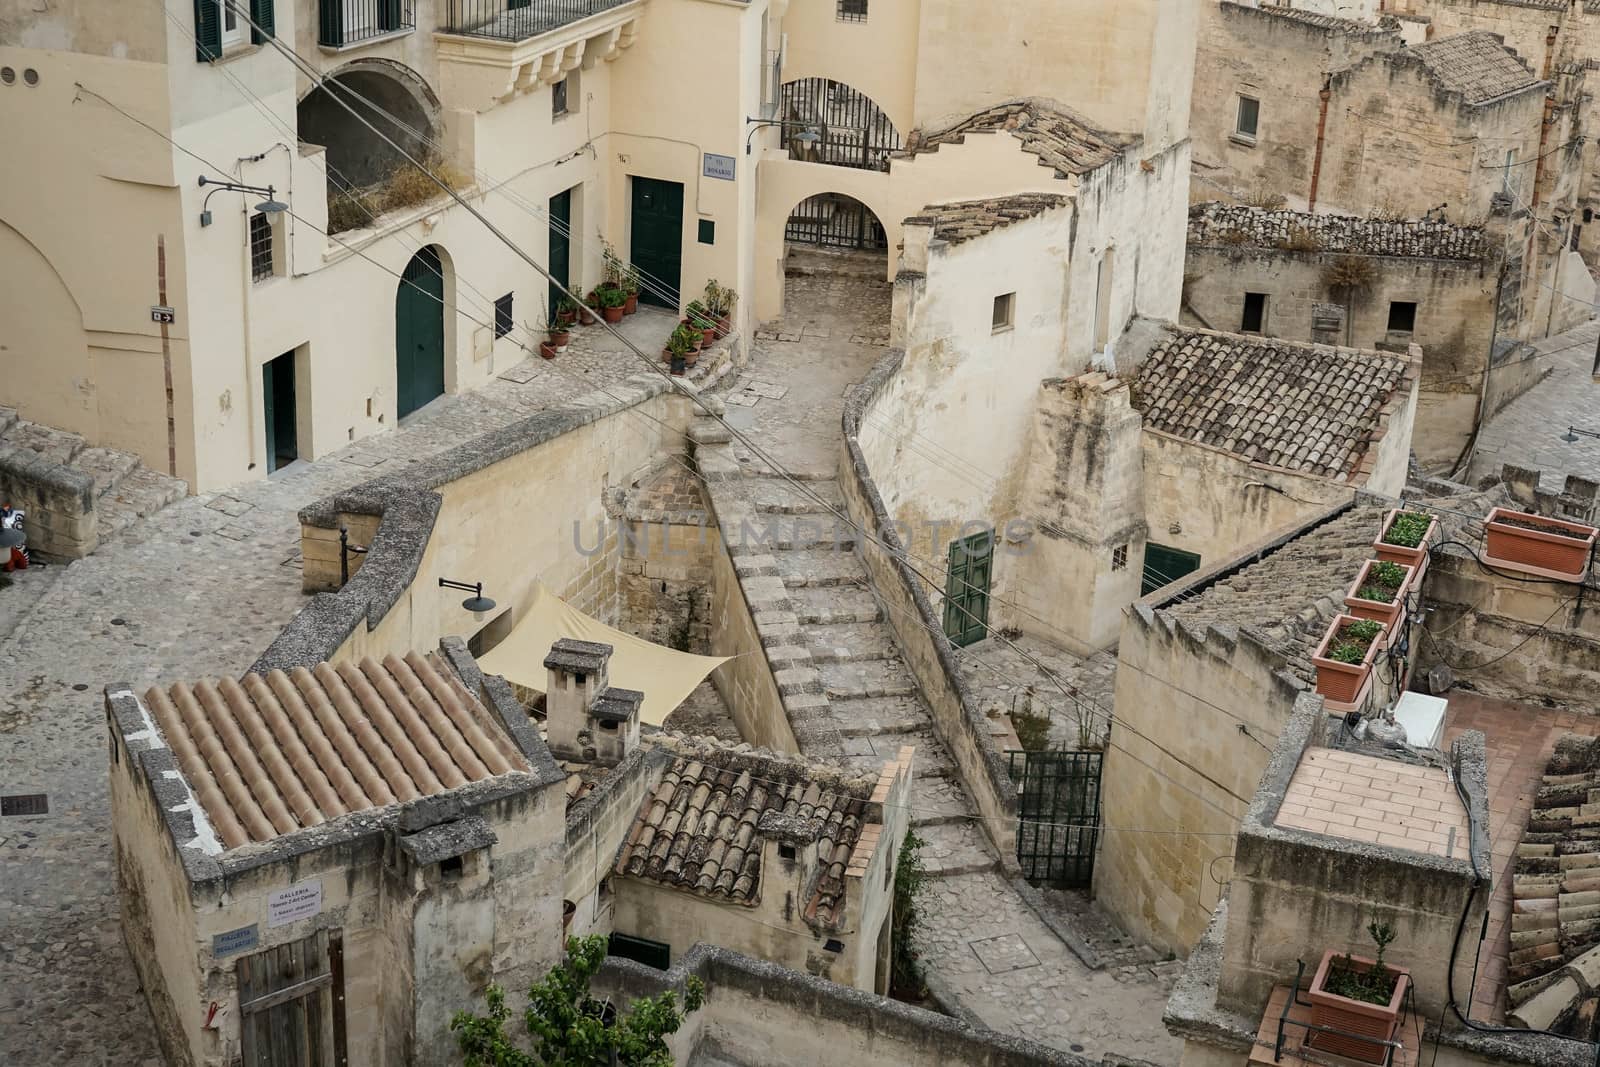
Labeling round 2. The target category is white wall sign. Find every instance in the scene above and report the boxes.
[266,880,323,928]
[703,153,736,182]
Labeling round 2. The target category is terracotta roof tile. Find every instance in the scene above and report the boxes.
[615,737,878,930]
[905,194,1071,246]
[1189,202,1490,260]
[1411,31,1540,105]
[1133,327,1415,482]
[142,651,530,850]
[1230,2,1387,33]
[902,98,1128,178]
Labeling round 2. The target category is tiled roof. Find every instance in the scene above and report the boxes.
[142,652,530,849]
[1226,1,1386,34]
[1188,202,1490,260]
[903,99,1128,178]
[614,738,879,929]
[905,194,1071,245]
[1410,30,1540,104]
[1133,327,1416,481]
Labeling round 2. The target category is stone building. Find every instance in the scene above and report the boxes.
[107,638,568,1067]
[1183,202,1553,470]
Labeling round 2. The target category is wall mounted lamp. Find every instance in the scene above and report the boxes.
[439,577,497,616]
[197,175,287,227]
[744,116,824,155]
[1560,425,1600,443]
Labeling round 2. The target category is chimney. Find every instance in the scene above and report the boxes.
[542,639,613,761]
[757,807,822,916]
[588,687,642,766]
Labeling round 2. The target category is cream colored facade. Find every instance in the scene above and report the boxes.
[1,0,765,493]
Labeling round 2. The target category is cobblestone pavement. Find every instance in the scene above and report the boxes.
[700,267,1178,1060]
[0,313,667,1065]
[1468,318,1600,486]
[958,633,1119,750]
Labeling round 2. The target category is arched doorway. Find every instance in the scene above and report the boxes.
[785,193,888,252]
[395,246,445,418]
[779,78,902,172]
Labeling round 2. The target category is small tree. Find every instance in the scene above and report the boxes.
[890,831,929,998]
[452,935,705,1067]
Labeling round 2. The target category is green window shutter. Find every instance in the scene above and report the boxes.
[379,0,402,31]
[194,0,222,61]
[320,0,344,46]
[250,0,275,43]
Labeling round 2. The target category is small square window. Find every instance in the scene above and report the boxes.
[494,293,513,339]
[1387,301,1417,333]
[440,855,464,881]
[1241,292,1267,334]
[249,213,275,283]
[823,938,845,953]
[778,843,797,861]
[552,77,569,118]
[837,0,868,22]
[698,219,716,245]
[1112,544,1128,572]
[1235,95,1260,139]
[992,292,1015,332]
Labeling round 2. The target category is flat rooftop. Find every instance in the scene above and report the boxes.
[1277,747,1469,859]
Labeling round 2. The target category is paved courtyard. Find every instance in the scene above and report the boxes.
[1468,318,1600,486]
[0,314,663,1065]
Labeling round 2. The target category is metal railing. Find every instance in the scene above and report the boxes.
[442,0,634,42]
[779,77,901,172]
[1272,959,1415,1065]
[319,0,414,47]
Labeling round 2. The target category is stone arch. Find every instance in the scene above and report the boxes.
[297,59,442,189]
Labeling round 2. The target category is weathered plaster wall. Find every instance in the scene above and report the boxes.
[776,0,919,136]
[1095,608,1310,957]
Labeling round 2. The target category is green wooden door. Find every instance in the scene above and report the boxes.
[943,529,994,647]
[549,187,572,320]
[630,177,683,310]
[1142,542,1202,596]
[395,246,445,418]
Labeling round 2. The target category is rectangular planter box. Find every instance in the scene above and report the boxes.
[1312,614,1386,710]
[1343,559,1415,629]
[1372,508,1438,579]
[1306,948,1410,1063]
[1483,507,1598,582]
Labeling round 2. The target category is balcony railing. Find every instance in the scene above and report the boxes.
[319,0,415,48]
[442,0,634,42]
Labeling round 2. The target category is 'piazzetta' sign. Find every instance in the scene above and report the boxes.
[266,880,323,928]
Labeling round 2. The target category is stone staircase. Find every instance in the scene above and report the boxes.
[695,421,998,879]
[0,407,186,553]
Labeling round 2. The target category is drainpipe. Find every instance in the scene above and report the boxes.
[1526,93,1557,329]
[1308,79,1332,214]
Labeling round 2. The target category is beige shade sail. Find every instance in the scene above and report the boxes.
[477,582,728,726]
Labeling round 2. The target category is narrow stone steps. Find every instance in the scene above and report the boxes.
[789,584,882,626]
[820,658,918,701]
[76,447,141,499]
[776,549,866,589]
[835,697,929,737]
[742,475,845,516]
[912,778,981,828]
[688,418,732,446]
[3,418,86,466]
[806,622,900,664]
[916,820,998,878]
[0,407,17,436]
[98,466,187,542]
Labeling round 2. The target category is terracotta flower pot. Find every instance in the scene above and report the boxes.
[1306,949,1410,1063]
[716,314,731,333]
[1343,559,1415,628]
[1483,507,1598,581]
[548,329,571,348]
[539,341,558,360]
[1311,614,1386,710]
[602,305,625,324]
[1372,508,1438,580]
[700,326,716,347]
[623,294,638,315]
[578,307,597,326]
[557,310,577,327]
[686,348,700,367]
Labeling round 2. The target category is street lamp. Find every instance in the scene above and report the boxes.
[744,116,825,155]
[439,577,497,617]
[197,175,288,227]
[1560,425,1600,443]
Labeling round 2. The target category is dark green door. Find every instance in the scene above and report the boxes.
[395,246,445,418]
[943,529,994,647]
[1142,542,1202,596]
[263,351,297,473]
[549,188,573,320]
[630,177,683,310]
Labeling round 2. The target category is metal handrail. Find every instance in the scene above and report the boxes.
[1273,958,1413,1065]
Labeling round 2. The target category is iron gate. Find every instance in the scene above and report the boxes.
[778,77,902,172]
[1008,749,1102,888]
[785,193,888,250]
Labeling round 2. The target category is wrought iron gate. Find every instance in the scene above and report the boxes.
[785,193,888,250]
[1008,749,1102,888]
[778,77,902,172]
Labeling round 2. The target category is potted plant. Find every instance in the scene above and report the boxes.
[1484,507,1599,581]
[539,339,558,360]
[556,296,580,328]
[1372,509,1437,578]
[577,293,598,327]
[705,279,737,332]
[598,284,627,324]
[623,267,641,315]
[1311,615,1386,709]
[686,300,716,347]
[1343,559,1414,628]
[1306,920,1410,1064]
[546,311,571,350]
[666,324,695,376]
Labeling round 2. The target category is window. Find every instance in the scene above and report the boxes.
[992,292,1015,332]
[249,212,275,282]
[609,933,671,970]
[552,77,568,118]
[1503,150,1517,194]
[778,843,797,861]
[1573,224,1584,252]
[1241,291,1268,333]
[698,219,716,245]
[440,855,464,881]
[1142,543,1202,596]
[1235,95,1260,140]
[823,938,845,953]
[1111,544,1128,572]
[1093,250,1115,350]
[837,0,868,22]
[221,0,246,47]
[494,293,513,339]
[1387,301,1417,334]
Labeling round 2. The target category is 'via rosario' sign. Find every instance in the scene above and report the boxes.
[266,880,323,928]
[702,153,736,181]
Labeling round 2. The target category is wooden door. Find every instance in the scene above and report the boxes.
[629,177,683,310]
[549,187,572,319]
[395,247,445,418]
[237,928,347,1067]
[942,529,993,648]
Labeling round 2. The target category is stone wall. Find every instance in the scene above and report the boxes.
[593,945,1097,1067]
[617,514,715,654]
[1183,241,1498,470]
[0,445,97,559]
[841,351,1020,863]
[562,745,673,941]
